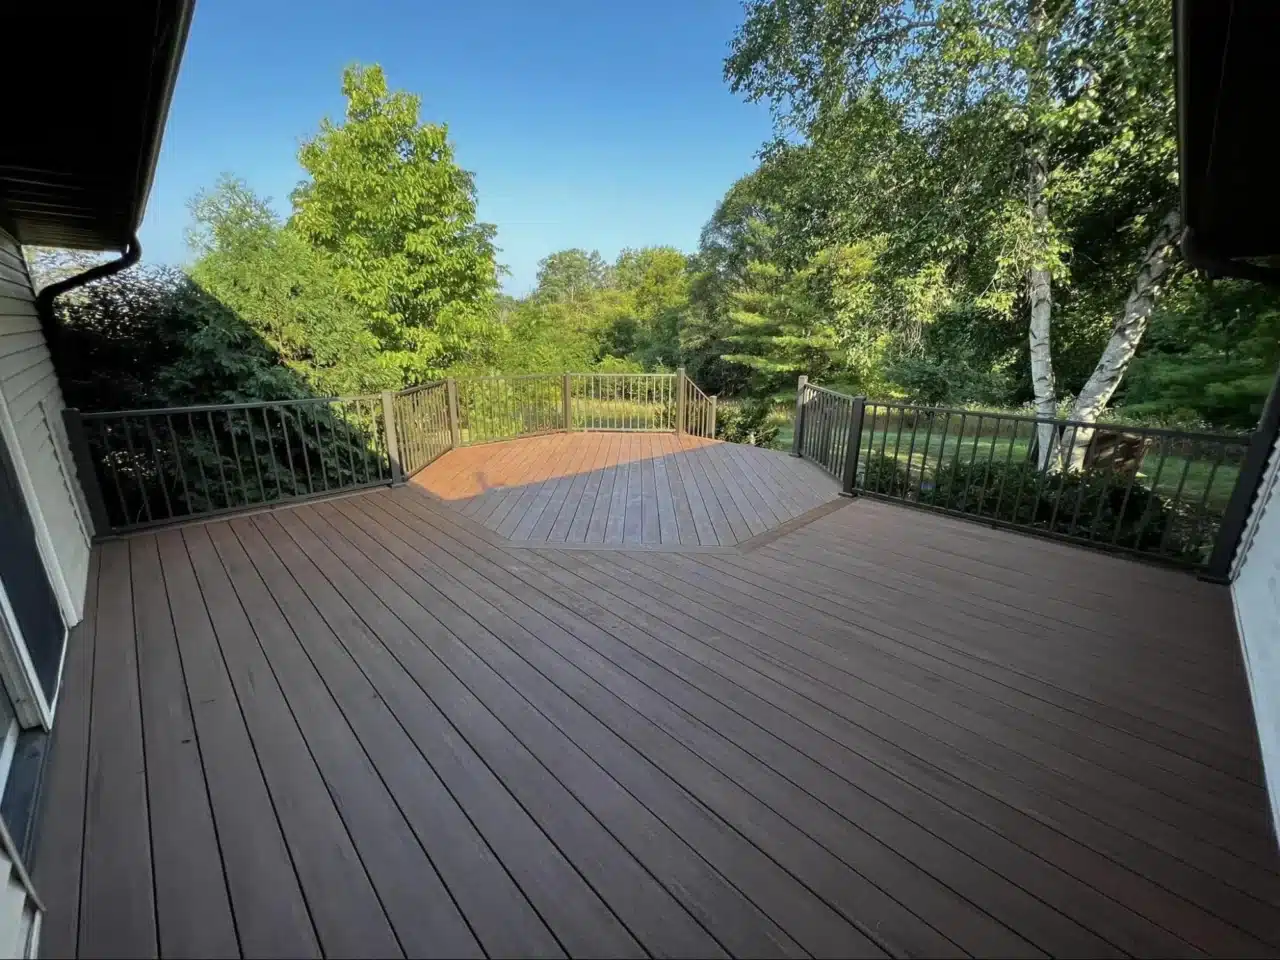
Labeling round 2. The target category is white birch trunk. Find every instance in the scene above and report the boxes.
[1027,152,1056,469]
[1063,207,1182,470]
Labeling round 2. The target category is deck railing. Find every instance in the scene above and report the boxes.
[65,395,397,535]
[792,377,1254,570]
[64,369,717,536]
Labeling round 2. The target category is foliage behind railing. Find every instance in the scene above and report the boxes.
[70,395,395,534]
[66,369,719,535]
[793,379,1254,568]
[393,380,452,476]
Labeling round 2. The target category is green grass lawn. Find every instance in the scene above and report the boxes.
[856,427,1243,510]
[771,406,1244,512]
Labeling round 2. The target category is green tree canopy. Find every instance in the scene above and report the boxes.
[291,64,500,383]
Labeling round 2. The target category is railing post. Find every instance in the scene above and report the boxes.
[675,367,687,436]
[1203,373,1280,581]
[709,396,717,438]
[841,397,867,497]
[791,375,808,457]
[381,391,403,484]
[446,377,461,449]
[61,408,112,537]
[562,373,573,431]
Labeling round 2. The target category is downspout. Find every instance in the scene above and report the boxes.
[33,236,142,353]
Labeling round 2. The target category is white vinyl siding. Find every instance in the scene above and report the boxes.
[1231,428,1280,839]
[0,229,90,624]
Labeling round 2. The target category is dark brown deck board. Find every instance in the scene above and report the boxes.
[241,515,559,959]
[36,442,1280,959]
[155,530,320,958]
[293,505,704,957]
[33,552,99,960]
[268,509,640,958]
[78,539,156,958]
[130,537,238,957]
[183,526,402,959]
[349,494,887,958]
[316,500,775,958]
[207,522,480,958]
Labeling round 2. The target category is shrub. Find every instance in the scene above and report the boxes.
[716,399,780,447]
[858,452,913,498]
[921,456,1172,549]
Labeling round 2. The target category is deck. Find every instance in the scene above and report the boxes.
[31,437,1280,958]
[411,432,840,547]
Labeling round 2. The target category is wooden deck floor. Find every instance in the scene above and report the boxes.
[411,432,840,546]
[32,477,1280,957]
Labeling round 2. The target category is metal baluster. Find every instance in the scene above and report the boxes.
[164,413,192,514]
[928,412,950,507]
[205,411,231,510]
[131,415,171,521]
[992,418,1018,519]
[1156,450,1195,557]
[187,412,213,508]
[958,415,983,511]
[1108,428,1147,545]
[1048,425,1081,533]
[1130,436,1171,547]
[1186,440,1227,558]
[975,413,1001,518]
[312,405,329,491]
[1029,418,1054,529]
[226,409,250,507]
[244,409,265,502]
[295,405,315,493]
[274,407,297,496]
[142,415,175,520]
[121,417,154,523]
[99,420,131,524]
[913,409,934,500]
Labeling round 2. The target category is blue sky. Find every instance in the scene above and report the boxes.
[139,0,774,294]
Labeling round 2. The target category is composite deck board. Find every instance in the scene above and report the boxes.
[129,537,239,957]
[237,515,560,959]
[35,437,1280,958]
[154,530,320,959]
[30,552,98,960]
[183,526,403,959]
[206,522,481,958]
[413,431,839,546]
[77,540,156,958]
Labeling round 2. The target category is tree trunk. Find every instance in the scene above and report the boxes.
[1062,207,1182,470]
[1025,0,1056,469]
[1027,153,1056,468]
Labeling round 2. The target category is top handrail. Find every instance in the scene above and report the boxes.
[79,394,383,419]
[805,382,1251,443]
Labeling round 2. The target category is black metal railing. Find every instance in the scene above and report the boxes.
[64,369,718,536]
[792,378,1255,569]
[66,395,397,535]
[393,380,452,476]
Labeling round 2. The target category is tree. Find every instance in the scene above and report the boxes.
[726,0,1183,460]
[534,249,612,303]
[186,177,393,397]
[291,64,500,384]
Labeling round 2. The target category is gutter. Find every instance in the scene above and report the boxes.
[33,237,142,353]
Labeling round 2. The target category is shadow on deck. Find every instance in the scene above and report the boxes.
[31,453,1280,958]
[411,432,840,548]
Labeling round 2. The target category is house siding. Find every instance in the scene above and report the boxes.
[0,229,90,624]
[1232,427,1280,839]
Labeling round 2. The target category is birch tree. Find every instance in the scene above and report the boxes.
[726,0,1180,458]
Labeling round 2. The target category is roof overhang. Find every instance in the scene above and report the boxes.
[0,3,194,251]
[1176,0,1280,279]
